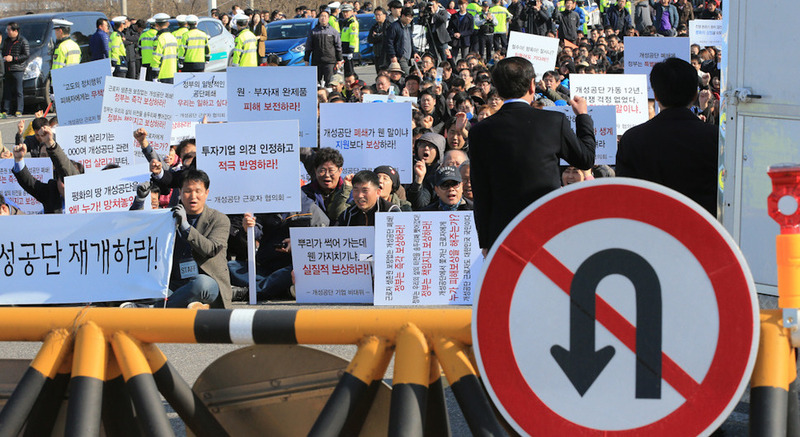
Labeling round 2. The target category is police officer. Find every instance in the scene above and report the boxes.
[109,16,128,77]
[151,13,178,83]
[339,3,359,76]
[173,14,189,57]
[180,15,209,72]
[328,2,342,31]
[139,18,158,81]
[230,14,258,67]
[52,19,81,70]
[488,0,509,55]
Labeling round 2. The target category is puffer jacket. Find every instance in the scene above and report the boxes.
[2,36,30,72]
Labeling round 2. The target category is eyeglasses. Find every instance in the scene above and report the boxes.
[316,167,341,176]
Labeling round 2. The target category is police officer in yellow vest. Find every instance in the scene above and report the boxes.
[110,16,128,77]
[52,19,81,70]
[180,15,209,72]
[151,13,178,83]
[231,14,258,67]
[488,0,510,55]
[139,18,158,81]
[328,2,342,31]
[466,0,481,52]
[173,15,189,45]
[339,3,359,76]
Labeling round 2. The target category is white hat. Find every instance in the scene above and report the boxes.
[147,17,156,24]
[329,1,341,9]
[234,13,249,23]
[176,14,187,23]
[186,14,199,24]
[153,13,171,23]
[53,19,73,28]
[111,16,127,23]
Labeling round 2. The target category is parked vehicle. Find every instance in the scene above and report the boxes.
[162,17,234,72]
[263,18,316,66]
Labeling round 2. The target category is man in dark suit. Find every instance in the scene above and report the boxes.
[616,57,718,217]
[469,57,595,252]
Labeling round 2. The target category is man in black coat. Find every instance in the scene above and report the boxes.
[368,7,390,72]
[1,22,29,117]
[304,9,343,85]
[421,0,452,63]
[616,58,718,217]
[448,0,474,61]
[469,57,595,251]
[553,0,580,43]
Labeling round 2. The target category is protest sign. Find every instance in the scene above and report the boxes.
[57,122,136,172]
[0,210,175,304]
[690,19,724,47]
[362,93,418,104]
[570,74,648,134]
[196,120,301,214]
[290,226,374,304]
[101,77,175,158]
[51,59,110,126]
[0,158,52,214]
[624,37,690,98]
[507,31,559,76]
[543,105,617,165]
[173,72,227,122]
[171,121,198,146]
[227,66,317,148]
[64,165,151,214]
[374,211,482,306]
[319,102,413,183]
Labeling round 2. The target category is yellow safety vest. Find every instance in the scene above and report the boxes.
[52,37,81,69]
[152,30,178,79]
[138,28,158,66]
[488,5,509,33]
[181,28,209,63]
[172,27,188,44]
[329,15,340,32]
[231,29,258,67]
[109,31,125,63]
[467,2,481,29]
[340,17,360,53]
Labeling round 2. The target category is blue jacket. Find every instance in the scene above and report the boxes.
[384,19,416,60]
[89,29,109,60]
[649,0,678,32]
[604,6,632,32]
[448,12,474,48]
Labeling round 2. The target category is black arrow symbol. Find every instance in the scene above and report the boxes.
[551,248,662,398]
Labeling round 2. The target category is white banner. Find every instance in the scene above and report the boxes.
[624,37,690,98]
[544,105,617,165]
[362,93,418,104]
[374,211,481,306]
[319,102,413,183]
[196,120,301,214]
[0,158,52,214]
[0,210,175,304]
[290,226,374,304]
[227,66,318,148]
[170,121,198,146]
[64,165,151,214]
[570,74,648,134]
[507,31,560,76]
[57,122,136,172]
[689,19,724,47]
[51,59,110,126]
[173,72,227,122]
[101,77,175,158]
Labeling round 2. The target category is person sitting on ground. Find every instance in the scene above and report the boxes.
[459,160,472,201]
[421,165,473,211]
[375,165,412,211]
[15,117,51,158]
[301,147,352,223]
[407,132,446,209]
[336,170,401,225]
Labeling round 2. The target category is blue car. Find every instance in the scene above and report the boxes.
[264,18,317,66]
[356,13,376,64]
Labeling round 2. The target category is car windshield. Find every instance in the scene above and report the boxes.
[267,22,312,40]
[357,15,375,30]
[0,21,49,47]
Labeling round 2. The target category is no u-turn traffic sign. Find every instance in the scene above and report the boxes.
[473,179,759,436]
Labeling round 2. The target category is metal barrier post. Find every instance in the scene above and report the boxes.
[425,356,451,437]
[340,347,394,436]
[750,310,796,437]
[65,322,107,437]
[23,352,72,437]
[102,355,141,437]
[789,378,800,437]
[389,323,430,437]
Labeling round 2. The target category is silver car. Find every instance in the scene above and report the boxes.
[166,17,234,71]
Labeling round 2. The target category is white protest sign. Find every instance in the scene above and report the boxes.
[101,77,175,158]
[173,72,227,122]
[64,165,151,214]
[290,226,374,304]
[227,66,317,148]
[374,211,482,305]
[0,210,175,304]
[170,121,198,146]
[690,19,724,47]
[319,102,413,183]
[507,31,559,76]
[570,74,648,134]
[51,59,110,126]
[543,105,617,165]
[57,122,136,172]
[624,37,690,98]
[196,120,301,214]
[362,93,418,104]
[0,158,52,214]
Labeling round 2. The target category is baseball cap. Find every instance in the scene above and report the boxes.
[435,166,462,186]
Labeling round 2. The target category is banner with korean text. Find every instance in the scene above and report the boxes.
[101,77,175,158]
[543,105,617,165]
[170,121,198,146]
[319,102,413,183]
[374,211,481,306]
[362,94,418,104]
[0,158,52,214]
[0,210,175,304]
[227,66,317,148]
[507,31,559,76]
[64,165,151,214]
[196,120,301,214]
[570,74,648,134]
[690,19,724,47]
[173,72,227,122]
[624,36,690,98]
[290,226,374,304]
[51,59,110,126]
[57,122,137,172]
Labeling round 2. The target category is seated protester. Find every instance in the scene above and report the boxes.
[11,125,82,214]
[403,74,421,97]
[230,195,329,301]
[407,132,445,210]
[0,193,23,215]
[412,109,435,132]
[418,88,446,132]
[15,117,51,158]
[148,132,197,195]
[375,165,412,211]
[129,181,162,210]
[442,149,468,167]
[453,91,478,126]
[443,113,470,152]
[336,170,401,225]
[386,62,406,91]
[165,169,232,309]
[459,160,472,201]
[301,147,352,223]
[421,165,473,211]
[538,70,570,102]
[327,73,347,101]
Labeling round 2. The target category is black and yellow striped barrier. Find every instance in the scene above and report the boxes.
[0,308,502,436]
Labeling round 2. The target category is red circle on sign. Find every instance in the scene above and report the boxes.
[473,180,758,436]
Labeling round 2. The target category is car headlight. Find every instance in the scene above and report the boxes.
[23,56,42,80]
[290,44,305,53]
